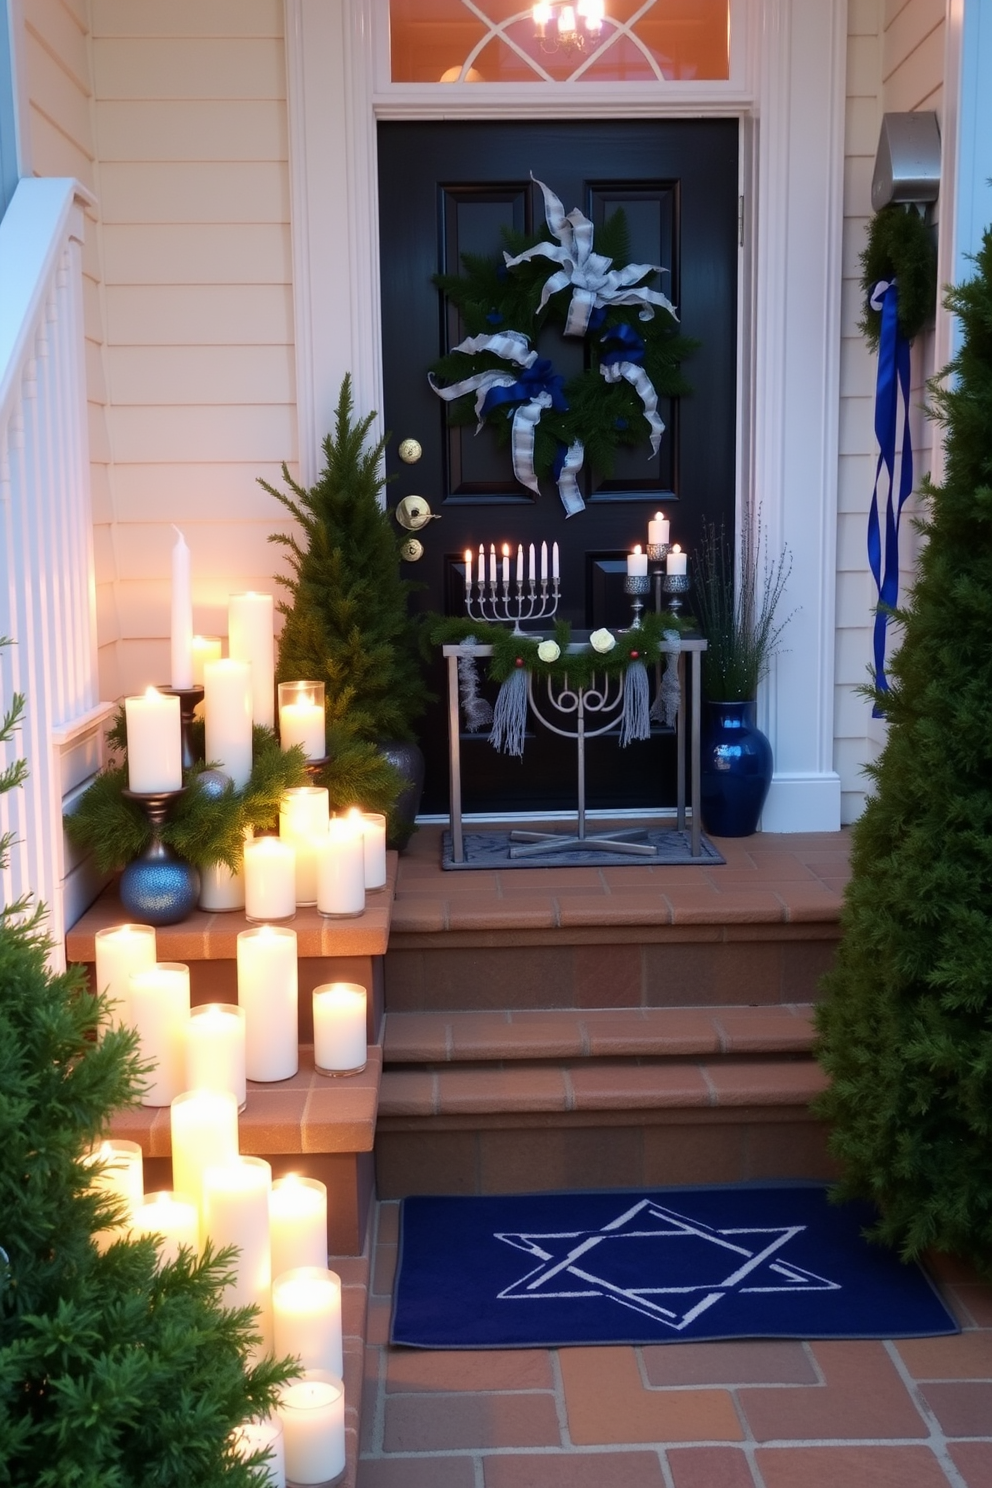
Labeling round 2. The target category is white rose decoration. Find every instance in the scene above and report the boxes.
[589,628,617,654]
[537,640,561,663]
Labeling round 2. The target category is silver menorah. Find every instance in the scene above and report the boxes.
[465,574,560,635]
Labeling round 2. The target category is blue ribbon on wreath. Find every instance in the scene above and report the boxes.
[867,279,913,714]
[480,357,568,419]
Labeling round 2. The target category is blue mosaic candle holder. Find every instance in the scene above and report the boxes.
[119,787,200,926]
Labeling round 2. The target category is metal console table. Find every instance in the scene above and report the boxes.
[442,635,708,865]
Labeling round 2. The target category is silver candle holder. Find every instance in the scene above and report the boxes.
[662,570,691,615]
[623,573,651,628]
[465,574,560,635]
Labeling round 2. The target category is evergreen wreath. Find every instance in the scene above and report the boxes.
[64,716,310,873]
[859,203,937,351]
[430,177,696,507]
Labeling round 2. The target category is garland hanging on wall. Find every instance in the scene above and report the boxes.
[429,176,696,516]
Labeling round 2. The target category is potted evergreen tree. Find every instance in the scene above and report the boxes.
[692,519,792,836]
[815,230,992,1273]
[261,377,431,847]
[0,647,295,1483]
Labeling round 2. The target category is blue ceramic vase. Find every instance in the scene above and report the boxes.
[699,700,773,838]
[119,839,200,926]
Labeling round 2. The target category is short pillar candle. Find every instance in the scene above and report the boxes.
[313,982,367,1076]
[277,1371,345,1487]
[169,1087,239,1218]
[84,1139,144,1246]
[232,1418,285,1488]
[228,592,275,730]
[124,689,182,793]
[203,658,253,789]
[94,922,156,1028]
[129,961,191,1107]
[237,926,299,1082]
[278,681,326,761]
[272,1267,343,1378]
[184,1002,247,1110]
[279,787,330,906]
[131,1190,200,1266]
[353,809,387,891]
[269,1176,328,1278]
[666,543,688,576]
[316,817,365,919]
[191,634,222,688]
[244,836,296,923]
[202,1156,273,1352]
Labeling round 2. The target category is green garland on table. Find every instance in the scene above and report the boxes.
[64,717,310,873]
[431,190,697,497]
[429,612,690,692]
[859,203,937,351]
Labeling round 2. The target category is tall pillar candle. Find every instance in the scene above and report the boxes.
[316,817,365,918]
[131,1190,200,1266]
[184,1002,247,1110]
[277,1372,345,1486]
[353,809,387,891]
[94,922,156,1028]
[232,1419,285,1488]
[244,836,296,923]
[269,1176,328,1277]
[170,1087,239,1218]
[228,592,275,729]
[129,962,190,1106]
[278,681,325,761]
[203,658,253,789]
[124,689,182,793]
[170,526,194,690]
[272,1267,343,1377]
[84,1139,143,1248]
[313,982,367,1076]
[236,926,299,1082]
[279,788,329,906]
[202,1157,273,1351]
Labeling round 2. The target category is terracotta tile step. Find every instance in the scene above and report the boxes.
[383,1004,817,1063]
[378,1055,828,1119]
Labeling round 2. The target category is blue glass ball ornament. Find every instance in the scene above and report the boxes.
[119,843,200,926]
[196,768,233,801]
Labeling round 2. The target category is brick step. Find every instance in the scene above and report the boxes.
[383,1003,817,1064]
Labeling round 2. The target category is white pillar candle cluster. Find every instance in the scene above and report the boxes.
[184,1002,247,1110]
[131,1190,200,1266]
[272,1267,343,1376]
[203,658,253,789]
[229,593,275,730]
[129,961,191,1107]
[237,926,299,1082]
[191,634,222,688]
[244,836,296,923]
[269,1176,328,1278]
[94,922,156,1028]
[203,1156,274,1351]
[354,809,387,891]
[313,982,367,1076]
[124,688,182,794]
[277,1372,345,1486]
[316,816,366,918]
[277,681,325,761]
[279,788,329,906]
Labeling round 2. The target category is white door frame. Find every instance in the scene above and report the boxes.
[284,0,847,833]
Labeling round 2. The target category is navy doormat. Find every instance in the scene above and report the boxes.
[390,1185,957,1348]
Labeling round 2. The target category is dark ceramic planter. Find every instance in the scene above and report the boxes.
[379,739,425,851]
[699,700,773,838]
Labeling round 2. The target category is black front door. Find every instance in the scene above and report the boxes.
[378,118,738,816]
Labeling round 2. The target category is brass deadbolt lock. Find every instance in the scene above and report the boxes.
[394,495,439,531]
[398,438,423,464]
[399,537,425,562]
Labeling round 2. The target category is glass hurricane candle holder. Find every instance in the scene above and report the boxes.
[278,681,326,762]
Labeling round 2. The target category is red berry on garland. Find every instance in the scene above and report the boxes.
[630,650,639,659]
[515,657,524,667]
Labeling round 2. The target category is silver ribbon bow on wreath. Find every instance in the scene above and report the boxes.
[429,330,586,516]
[503,176,679,338]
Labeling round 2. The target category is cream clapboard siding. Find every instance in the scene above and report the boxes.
[19,0,118,698]
[833,0,945,823]
[90,0,297,696]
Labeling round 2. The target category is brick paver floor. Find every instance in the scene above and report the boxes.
[358,1201,992,1488]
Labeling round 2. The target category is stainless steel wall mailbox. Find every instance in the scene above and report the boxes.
[871,112,941,212]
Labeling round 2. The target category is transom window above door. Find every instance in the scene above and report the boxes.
[388,0,731,84]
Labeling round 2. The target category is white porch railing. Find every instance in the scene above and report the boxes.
[0,177,110,964]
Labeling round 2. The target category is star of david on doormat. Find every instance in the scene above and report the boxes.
[390,1185,957,1348]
